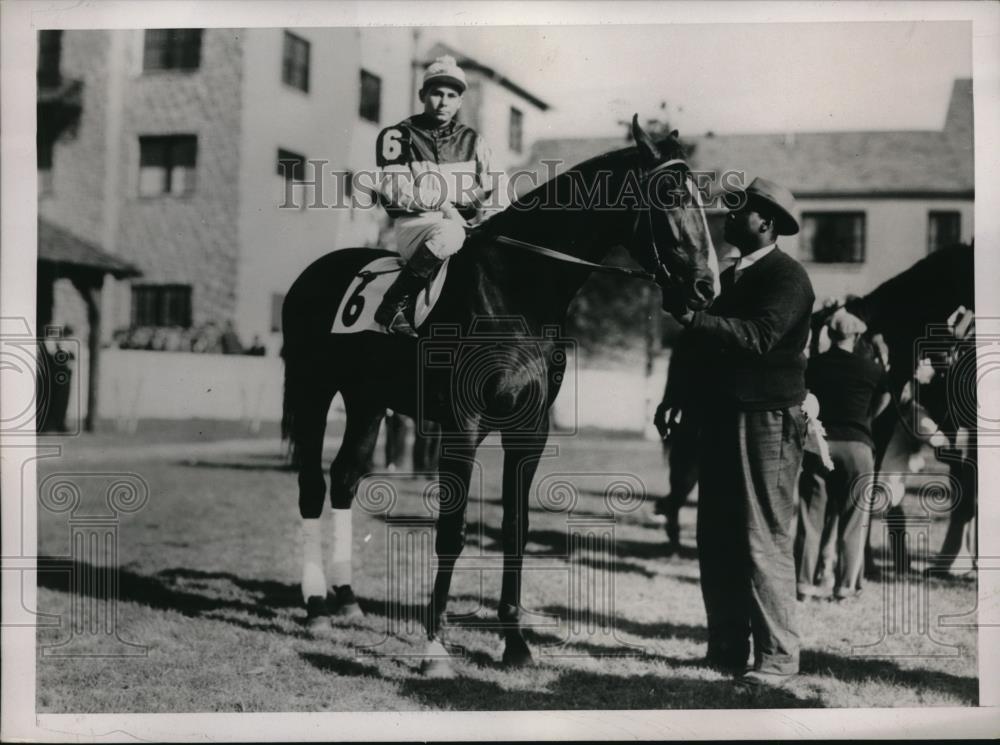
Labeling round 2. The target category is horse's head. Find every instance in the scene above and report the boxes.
[628,115,718,311]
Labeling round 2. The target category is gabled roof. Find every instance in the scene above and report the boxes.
[38,218,142,279]
[424,42,550,111]
[517,79,973,198]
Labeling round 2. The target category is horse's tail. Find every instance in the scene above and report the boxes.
[279,331,302,468]
[280,291,323,469]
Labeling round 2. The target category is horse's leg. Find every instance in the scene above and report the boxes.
[498,415,549,667]
[294,385,337,627]
[422,426,485,678]
[326,391,384,618]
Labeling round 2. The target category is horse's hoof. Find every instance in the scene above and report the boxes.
[330,585,364,619]
[420,639,454,679]
[304,595,329,631]
[420,657,455,679]
[502,636,534,668]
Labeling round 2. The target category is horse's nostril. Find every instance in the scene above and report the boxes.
[694,277,714,301]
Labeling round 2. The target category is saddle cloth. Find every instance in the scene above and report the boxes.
[331,255,449,335]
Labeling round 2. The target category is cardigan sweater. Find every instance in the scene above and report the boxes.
[686,247,815,411]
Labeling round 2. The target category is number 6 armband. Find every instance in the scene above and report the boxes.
[376,127,411,167]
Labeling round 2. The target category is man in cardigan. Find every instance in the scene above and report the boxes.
[666,177,815,688]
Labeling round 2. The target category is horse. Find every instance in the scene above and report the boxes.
[280,117,718,675]
[811,242,975,573]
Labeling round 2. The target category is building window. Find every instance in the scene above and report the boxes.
[276,148,306,181]
[508,106,524,154]
[800,212,866,263]
[359,70,381,123]
[282,31,310,92]
[270,292,285,333]
[928,211,961,253]
[139,135,197,196]
[37,30,63,87]
[142,29,202,72]
[131,284,193,328]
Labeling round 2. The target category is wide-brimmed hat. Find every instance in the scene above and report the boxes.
[421,55,467,94]
[739,177,800,236]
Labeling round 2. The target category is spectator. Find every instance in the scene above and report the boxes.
[220,320,244,355]
[796,310,890,601]
[246,335,267,356]
[652,328,702,551]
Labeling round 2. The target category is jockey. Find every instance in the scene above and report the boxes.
[373,55,503,337]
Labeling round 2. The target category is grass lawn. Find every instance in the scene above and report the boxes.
[34,430,978,712]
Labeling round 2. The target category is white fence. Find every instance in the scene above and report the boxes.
[70,349,667,435]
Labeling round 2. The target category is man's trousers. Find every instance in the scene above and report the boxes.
[697,405,806,675]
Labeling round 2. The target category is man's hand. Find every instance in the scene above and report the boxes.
[442,202,467,225]
[661,288,695,324]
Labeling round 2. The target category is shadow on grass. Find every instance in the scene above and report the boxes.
[398,668,822,710]
[175,454,294,472]
[536,604,708,644]
[300,651,385,678]
[801,649,978,705]
[465,520,694,567]
[37,556,308,637]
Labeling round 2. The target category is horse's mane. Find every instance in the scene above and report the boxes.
[484,135,687,235]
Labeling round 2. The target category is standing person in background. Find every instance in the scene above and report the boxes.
[796,311,891,601]
[666,177,814,689]
[653,328,703,552]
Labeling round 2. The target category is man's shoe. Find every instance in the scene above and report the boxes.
[737,670,796,691]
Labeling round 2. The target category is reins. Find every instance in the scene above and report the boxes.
[474,157,695,284]
[488,234,656,281]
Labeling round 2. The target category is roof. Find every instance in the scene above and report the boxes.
[517,79,973,198]
[38,218,142,279]
[423,42,550,111]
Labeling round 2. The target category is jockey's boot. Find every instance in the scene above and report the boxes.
[374,245,444,337]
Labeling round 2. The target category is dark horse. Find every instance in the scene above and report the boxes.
[280,117,717,675]
[812,243,976,572]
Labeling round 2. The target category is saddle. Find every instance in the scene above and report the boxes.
[331,255,450,335]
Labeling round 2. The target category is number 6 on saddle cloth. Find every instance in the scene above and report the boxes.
[331,255,450,335]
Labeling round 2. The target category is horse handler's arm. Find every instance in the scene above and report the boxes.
[681,270,813,356]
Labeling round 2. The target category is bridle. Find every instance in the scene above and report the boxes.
[472,156,702,287]
[633,157,697,289]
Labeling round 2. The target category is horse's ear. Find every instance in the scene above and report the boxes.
[632,114,661,167]
[670,129,679,140]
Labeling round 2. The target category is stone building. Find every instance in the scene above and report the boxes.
[38,27,549,356]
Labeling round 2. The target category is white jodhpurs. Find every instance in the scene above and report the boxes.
[393,213,467,261]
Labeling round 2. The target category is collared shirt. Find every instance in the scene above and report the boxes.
[733,242,777,282]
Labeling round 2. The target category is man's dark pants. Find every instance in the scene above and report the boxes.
[797,439,875,599]
[697,404,806,675]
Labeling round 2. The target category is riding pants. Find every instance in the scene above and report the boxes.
[393,213,467,261]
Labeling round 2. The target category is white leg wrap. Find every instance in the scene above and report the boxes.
[301,518,326,601]
[329,508,352,587]
[423,638,450,658]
